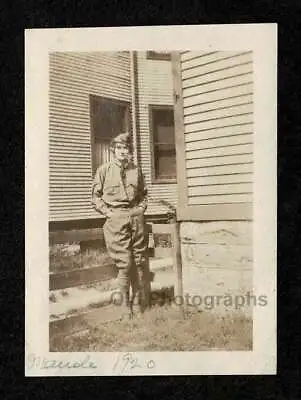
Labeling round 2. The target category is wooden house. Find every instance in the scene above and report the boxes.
[49,49,254,285]
[172,51,254,302]
[49,51,177,233]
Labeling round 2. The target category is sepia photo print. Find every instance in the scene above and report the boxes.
[25,25,277,375]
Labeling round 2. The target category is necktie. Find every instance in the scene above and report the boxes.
[120,162,127,184]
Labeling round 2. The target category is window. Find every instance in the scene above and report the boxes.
[149,105,177,183]
[90,96,130,173]
[146,51,172,61]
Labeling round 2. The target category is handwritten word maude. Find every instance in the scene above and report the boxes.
[27,354,97,370]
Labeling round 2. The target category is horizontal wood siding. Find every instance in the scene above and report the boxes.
[136,51,177,215]
[173,51,253,221]
[49,52,131,222]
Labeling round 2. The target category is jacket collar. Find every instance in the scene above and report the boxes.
[113,158,129,169]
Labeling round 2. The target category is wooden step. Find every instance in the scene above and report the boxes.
[49,257,173,290]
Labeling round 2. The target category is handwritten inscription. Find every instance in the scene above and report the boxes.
[27,353,97,370]
[113,353,156,374]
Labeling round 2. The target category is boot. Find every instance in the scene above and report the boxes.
[128,272,141,318]
[137,267,146,313]
[119,288,134,320]
[135,265,152,314]
[128,263,150,316]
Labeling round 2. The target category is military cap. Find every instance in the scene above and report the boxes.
[110,132,132,151]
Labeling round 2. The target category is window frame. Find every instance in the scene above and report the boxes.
[146,51,172,61]
[89,95,131,175]
[148,104,177,184]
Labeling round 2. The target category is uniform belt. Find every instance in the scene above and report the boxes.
[112,205,132,210]
[116,202,138,209]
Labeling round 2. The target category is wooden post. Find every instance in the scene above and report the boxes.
[170,220,185,318]
[130,51,139,166]
[171,52,189,222]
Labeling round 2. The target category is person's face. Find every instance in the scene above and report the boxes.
[114,142,130,162]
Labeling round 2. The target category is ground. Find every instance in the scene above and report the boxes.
[49,235,253,353]
[49,305,252,352]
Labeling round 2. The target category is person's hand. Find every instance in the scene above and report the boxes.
[106,209,114,218]
[130,206,144,217]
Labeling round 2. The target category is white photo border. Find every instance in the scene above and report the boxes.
[25,24,277,376]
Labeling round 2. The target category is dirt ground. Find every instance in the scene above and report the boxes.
[49,305,252,352]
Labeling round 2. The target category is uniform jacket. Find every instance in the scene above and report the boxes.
[91,159,148,217]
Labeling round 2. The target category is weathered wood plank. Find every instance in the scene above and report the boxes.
[184,94,253,116]
[186,143,253,160]
[151,224,173,235]
[172,52,190,218]
[187,173,253,186]
[185,123,253,142]
[188,182,252,197]
[49,228,105,245]
[185,114,253,134]
[171,222,184,317]
[184,103,253,125]
[188,193,252,205]
[49,223,171,246]
[181,51,240,64]
[186,163,253,178]
[182,54,252,80]
[183,74,252,97]
[186,153,253,169]
[183,83,253,107]
[185,133,252,151]
[49,264,117,290]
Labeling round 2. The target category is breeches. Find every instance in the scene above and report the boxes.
[103,210,148,290]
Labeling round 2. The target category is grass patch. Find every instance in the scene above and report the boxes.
[49,306,252,352]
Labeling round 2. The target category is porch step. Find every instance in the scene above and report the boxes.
[49,261,175,323]
[49,256,173,291]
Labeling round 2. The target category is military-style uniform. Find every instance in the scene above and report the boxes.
[91,134,149,317]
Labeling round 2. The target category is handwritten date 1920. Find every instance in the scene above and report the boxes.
[113,353,156,374]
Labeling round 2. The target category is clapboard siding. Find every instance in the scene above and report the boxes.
[186,143,253,160]
[185,123,253,142]
[188,182,252,197]
[183,75,252,98]
[188,193,252,205]
[183,83,253,107]
[136,51,177,214]
[184,114,253,134]
[181,53,252,80]
[186,154,253,169]
[181,51,248,64]
[184,94,253,115]
[173,51,253,220]
[188,173,253,186]
[184,103,253,125]
[49,52,131,222]
[185,133,252,150]
[186,163,253,178]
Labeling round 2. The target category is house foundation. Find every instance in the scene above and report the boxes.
[180,221,253,315]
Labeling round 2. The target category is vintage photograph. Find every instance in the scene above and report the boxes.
[25,25,277,375]
[48,49,254,352]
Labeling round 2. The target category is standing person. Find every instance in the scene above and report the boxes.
[91,132,149,319]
